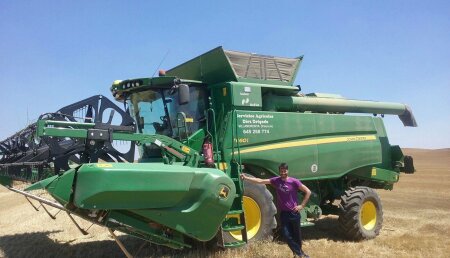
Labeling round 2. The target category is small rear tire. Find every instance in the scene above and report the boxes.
[338,186,383,240]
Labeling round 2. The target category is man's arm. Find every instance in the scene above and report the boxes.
[240,174,271,185]
[293,184,311,212]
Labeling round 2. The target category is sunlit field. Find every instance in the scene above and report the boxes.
[1,149,449,258]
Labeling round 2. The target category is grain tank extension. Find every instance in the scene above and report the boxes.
[0,47,416,254]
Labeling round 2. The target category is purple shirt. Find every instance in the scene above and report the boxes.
[270,176,302,211]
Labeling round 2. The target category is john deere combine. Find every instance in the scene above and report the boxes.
[0,47,416,255]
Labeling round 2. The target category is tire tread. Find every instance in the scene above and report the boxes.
[338,186,383,240]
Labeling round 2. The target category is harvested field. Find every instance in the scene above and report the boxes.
[1,148,449,258]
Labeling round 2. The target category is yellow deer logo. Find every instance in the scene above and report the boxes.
[218,186,230,199]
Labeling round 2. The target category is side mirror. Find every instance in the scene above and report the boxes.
[178,84,190,105]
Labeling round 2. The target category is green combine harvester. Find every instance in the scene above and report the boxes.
[0,47,416,256]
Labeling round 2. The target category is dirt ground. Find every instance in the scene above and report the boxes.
[0,148,449,258]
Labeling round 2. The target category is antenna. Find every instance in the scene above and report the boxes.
[152,50,170,77]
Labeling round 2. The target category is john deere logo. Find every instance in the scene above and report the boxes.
[218,186,230,199]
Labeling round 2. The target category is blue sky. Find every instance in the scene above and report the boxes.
[0,1,449,148]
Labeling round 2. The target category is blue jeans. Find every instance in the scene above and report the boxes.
[280,211,303,256]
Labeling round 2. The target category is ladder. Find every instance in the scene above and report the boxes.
[219,160,248,248]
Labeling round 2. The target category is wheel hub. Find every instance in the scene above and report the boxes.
[229,196,261,240]
[360,200,377,230]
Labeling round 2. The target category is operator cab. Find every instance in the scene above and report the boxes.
[111,77,207,160]
[128,84,207,138]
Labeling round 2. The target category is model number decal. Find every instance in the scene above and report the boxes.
[234,138,250,143]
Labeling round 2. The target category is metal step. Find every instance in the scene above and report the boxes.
[301,221,315,227]
[222,225,245,232]
[224,240,246,248]
[226,209,243,215]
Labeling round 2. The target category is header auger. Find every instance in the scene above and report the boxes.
[1,47,416,256]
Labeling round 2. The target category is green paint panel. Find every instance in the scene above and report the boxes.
[184,128,206,153]
[166,47,237,84]
[74,163,196,209]
[43,127,88,138]
[350,167,399,183]
[223,110,387,180]
[46,169,76,205]
[315,113,382,177]
[131,170,236,241]
[71,163,235,241]
[25,175,59,191]
[317,139,381,178]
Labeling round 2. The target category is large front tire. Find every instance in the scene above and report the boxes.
[338,186,383,240]
[224,174,277,242]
